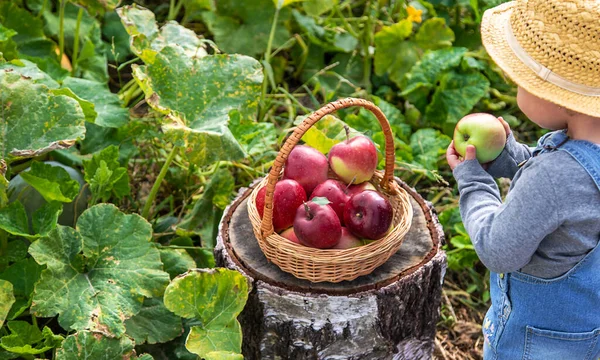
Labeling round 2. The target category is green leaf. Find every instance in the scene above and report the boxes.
[0,24,18,60]
[0,258,43,320]
[28,204,170,337]
[229,110,277,158]
[163,269,249,358]
[204,352,244,360]
[303,0,338,16]
[56,331,150,360]
[201,0,290,56]
[0,321,64,355]
[401,47,468,106]
[415,17,455,50]
[187,320,242,355]
[0,202,29,237]
[293,115,349,154]
[62,77,128,128]
[19,161,80,203]
[82,145,130,202]
[117,5,207,63]
[311,197,331,206]
[292,10,358,52]
[102,11,132,63]
[133,46,263,166]
[125,298,183,345]
[50,87,98,124]
[0,60,59,89]
[374,20,419,86]
[409,128,451,171]
[32,201,64,236]
[0,280,14,328]
[274,0,304,9]
[0,70,86,163]
[424,70,490,129]
[159,248,196,280]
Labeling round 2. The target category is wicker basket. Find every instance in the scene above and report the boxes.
[247,97,413,283]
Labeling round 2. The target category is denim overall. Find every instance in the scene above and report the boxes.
[483,130,600,360]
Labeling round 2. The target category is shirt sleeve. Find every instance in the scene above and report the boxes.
[452,158,560,273]
[485,133,534,179]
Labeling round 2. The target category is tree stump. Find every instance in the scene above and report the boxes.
[215,178,447,360]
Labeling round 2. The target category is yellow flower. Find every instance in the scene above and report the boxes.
[407,5,423,23]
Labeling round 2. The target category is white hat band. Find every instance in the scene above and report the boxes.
[505,20,600,97]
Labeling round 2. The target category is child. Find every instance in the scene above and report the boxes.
[445,0,600,359]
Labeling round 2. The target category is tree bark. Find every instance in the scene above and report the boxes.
[216,178,446,360]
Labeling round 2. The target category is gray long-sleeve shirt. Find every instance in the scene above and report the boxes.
[453,133,600,278]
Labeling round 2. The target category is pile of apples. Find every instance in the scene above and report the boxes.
[256,131,394,250]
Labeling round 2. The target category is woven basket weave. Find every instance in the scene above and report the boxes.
[247,97,413,283]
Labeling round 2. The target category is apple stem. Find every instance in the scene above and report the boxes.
[343,124,350,142]
[303,202,313,220]
[346,176,356,190]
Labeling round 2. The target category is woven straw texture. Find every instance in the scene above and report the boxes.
[481,0,600,117]
[247,98,413,283]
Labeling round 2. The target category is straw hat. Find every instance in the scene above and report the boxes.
[481,0,600,118]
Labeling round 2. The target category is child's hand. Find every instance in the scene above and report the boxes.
[446,142,477,170]
[498,116,511,136]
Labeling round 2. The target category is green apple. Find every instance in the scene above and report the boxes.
[453,113,506,163]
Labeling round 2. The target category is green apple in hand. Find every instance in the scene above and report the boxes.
[453,113,507,163]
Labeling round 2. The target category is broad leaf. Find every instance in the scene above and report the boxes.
[62,77,128,128]
[204,352,244,360]
[117,5,207,63]
[229,110,277,158]
[201,0,290,56]
[374,20,419,87]
[0,202,29,237]
[29,204,170,337]
[424,70,490,130]
[0,24,18,60]
[56,331,152,360]
[401,47,468,107]
[133,46,263,165]
[19,161,80,203]
[293,115,350,154]
[0,71,86,163]
[415,17,455,50]
[125,298,183,344]
[0,60,59,89]
[410,128,451,171]
[0,258,43,320]
[303,0,338,16]
[163,269,249,358]
[0,321,63,355]
[159,248,196,280]
[0,280,14,328]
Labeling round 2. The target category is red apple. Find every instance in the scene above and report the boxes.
[256,179,307,232]
[328,128,378,185]
[279,227,301,244]
[453,113,506,163]
[283,145,329,196]
[344,190,393,240]
[347,182,377,197]
[310,179,350,225]
[293,198,341,249]
[332,227,363,249]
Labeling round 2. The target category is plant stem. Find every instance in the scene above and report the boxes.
[71,7,84,76]
[259,6,281,120]
[58,0,66,63]
[142,146,179,220]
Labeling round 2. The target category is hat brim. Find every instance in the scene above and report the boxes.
[481,2,600,118]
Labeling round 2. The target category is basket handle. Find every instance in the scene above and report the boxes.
[260,97,397,237]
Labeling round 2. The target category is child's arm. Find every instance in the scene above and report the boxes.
[484,117,533,179]
[485,132,534,179]
[449,152,560,274]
